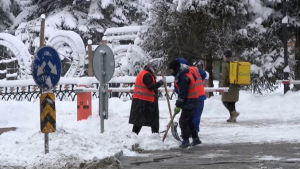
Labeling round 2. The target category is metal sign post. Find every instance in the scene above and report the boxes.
[92,45,115,133]
[32,46,61,154]
[100,50,105,133]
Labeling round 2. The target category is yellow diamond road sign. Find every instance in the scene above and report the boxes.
[40,93,56,133]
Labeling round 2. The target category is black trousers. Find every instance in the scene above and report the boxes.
[132,125,159,135]
[179,109,198,140]
[222,102,236,113]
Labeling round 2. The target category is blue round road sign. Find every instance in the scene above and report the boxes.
[32,46,62,91]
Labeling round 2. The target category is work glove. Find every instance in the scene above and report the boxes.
[174,107,181,114]
[159,77,166,85]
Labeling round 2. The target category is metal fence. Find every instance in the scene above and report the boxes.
[0,83,177,101]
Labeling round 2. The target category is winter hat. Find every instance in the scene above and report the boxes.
[144,61,159,71]
[168,60,180,70]
[144,61,159,77]
[177,58,189,66]
[224,50,232,58]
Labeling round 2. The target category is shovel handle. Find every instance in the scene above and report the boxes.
[162,112,177,142]
[161,70,173,120]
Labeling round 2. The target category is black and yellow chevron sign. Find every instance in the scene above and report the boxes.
[40,93,56,133]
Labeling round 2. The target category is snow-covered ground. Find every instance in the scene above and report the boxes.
[0,84,300,167]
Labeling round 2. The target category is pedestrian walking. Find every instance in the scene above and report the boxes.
[220,50,240,122]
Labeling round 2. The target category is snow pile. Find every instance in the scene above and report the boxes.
[76,77,94,86]
[1,84,300,167]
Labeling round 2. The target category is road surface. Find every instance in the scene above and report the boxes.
[120,142,300,169]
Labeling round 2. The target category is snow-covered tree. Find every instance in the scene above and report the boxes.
[0,0,21,30]
[140,0,250,92]
[285,0,300,90]
[0,0,23,80]
[140,0,299,94]
[5,0,152,77]
[236,24,286,94]
[236,0,299,94]
[15,0,151,45]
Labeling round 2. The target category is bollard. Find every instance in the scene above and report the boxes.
[77,84,92,121]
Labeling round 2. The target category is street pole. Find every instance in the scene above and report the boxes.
[99,50,106,133]
[282,0,290,94]
[39,14,49,154]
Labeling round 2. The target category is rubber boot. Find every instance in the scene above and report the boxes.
[191,137,202,146]
[179,139,190,148]
[227,111,239,123]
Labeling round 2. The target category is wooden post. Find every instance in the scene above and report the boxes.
[40,14,45,48]
[88,40,93,77]
[102,39,107,45]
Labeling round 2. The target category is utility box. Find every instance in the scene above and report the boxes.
[229,61,251,85]
[77,85,92,121]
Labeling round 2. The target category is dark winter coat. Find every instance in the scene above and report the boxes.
[173,64,198,110]
[129,69,163,128]
[176,58,207,100]
[220,57,240,102]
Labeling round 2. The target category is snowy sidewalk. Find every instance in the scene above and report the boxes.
[0,90,300,168]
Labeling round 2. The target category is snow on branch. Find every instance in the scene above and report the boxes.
[104,26,143,36]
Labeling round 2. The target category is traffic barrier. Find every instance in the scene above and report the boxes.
[275,80,300,84]
[75,87,229,93]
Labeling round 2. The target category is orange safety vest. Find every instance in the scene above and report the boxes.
[132,70,155,102]
[189,66,205,97]
[174,72,198,99]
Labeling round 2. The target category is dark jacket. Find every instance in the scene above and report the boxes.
[129,68,163,128]
[176,58,207,100]
[220,57,240,102]
[173,64,198,110]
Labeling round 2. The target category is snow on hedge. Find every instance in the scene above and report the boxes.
[0,33,32,79]
[47,30,86,77]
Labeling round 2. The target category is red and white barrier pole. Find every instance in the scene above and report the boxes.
[276,80,300,85]
[75,87,229,93]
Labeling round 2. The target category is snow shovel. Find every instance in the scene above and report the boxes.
[159,121,181,141]
[160,70,181,141]
[162,112,177,142]
[170,122,181,141]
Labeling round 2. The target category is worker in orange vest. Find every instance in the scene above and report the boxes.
[176,58,206,136]
[168,60,201,148]
[129,61,166,135]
